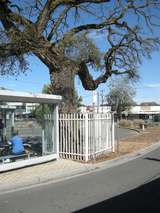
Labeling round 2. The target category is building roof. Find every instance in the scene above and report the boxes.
[128,105,160,115]
[0,90,62,104]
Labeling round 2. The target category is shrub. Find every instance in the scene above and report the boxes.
[119,119,133,128]
[27,122,34,128]
[133,119,145,127]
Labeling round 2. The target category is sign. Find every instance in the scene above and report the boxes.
[140,106,151,112]
[92,91,97,105]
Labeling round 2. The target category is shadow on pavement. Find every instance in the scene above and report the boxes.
[74,176,160,213]
[144,157,160,162]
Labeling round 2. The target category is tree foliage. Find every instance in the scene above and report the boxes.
[106,78,136,118]
[42,84,83,112]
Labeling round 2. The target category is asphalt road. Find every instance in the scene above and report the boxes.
[18,126,136,140]
[0,147,160,213]
[115,127,138,140]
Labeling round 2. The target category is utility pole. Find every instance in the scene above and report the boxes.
[115,97,120,153]
[92,91,97,163]
[101,90,104,113]
[92,91,97,113]
[100,90,104,113]
[97,92,100,113]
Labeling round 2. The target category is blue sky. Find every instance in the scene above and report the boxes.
[134,51,160,104]
[0,55,50,93]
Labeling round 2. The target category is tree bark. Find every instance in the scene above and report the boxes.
[50,67,77,113]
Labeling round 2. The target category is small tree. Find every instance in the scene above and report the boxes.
[32,84,83,124]
[32,84,53,126]
[107,78,136,119]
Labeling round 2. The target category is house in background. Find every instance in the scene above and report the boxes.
[124,104,160,122]
[1,102,39,118]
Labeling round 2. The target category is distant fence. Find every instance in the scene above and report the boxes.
[59,113,115,161]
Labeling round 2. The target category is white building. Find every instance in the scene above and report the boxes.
[129,105,160,115]
[124,105,160,121]
[79,105,111,113]
[4,102,39,115]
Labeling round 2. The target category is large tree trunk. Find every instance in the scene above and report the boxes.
[50,67,77,113]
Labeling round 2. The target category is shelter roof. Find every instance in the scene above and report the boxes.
[0,90,62,104]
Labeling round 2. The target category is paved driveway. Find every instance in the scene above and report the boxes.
[115,126,138,140]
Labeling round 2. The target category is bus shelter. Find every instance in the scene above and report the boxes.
[0,90,62,172]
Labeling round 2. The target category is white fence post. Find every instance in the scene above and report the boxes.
[42,129,45,155]
[112,113,115,152]
[85,113,89,162]
[55,105,59,159]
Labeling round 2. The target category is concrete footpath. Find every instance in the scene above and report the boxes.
[0,142,160,194]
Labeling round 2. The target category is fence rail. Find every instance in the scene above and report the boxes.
[59,113,114,161]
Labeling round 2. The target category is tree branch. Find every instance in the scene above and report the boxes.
[0,1,17,31]
[78,61,111,90]
[35,0,53,34]
[35,0,110,34]
[0,43,21,58]
[47,6,71,41]
[0,1,33,34]
[58,4,129,42]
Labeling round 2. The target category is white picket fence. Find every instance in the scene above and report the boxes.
[59,113,115,161]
